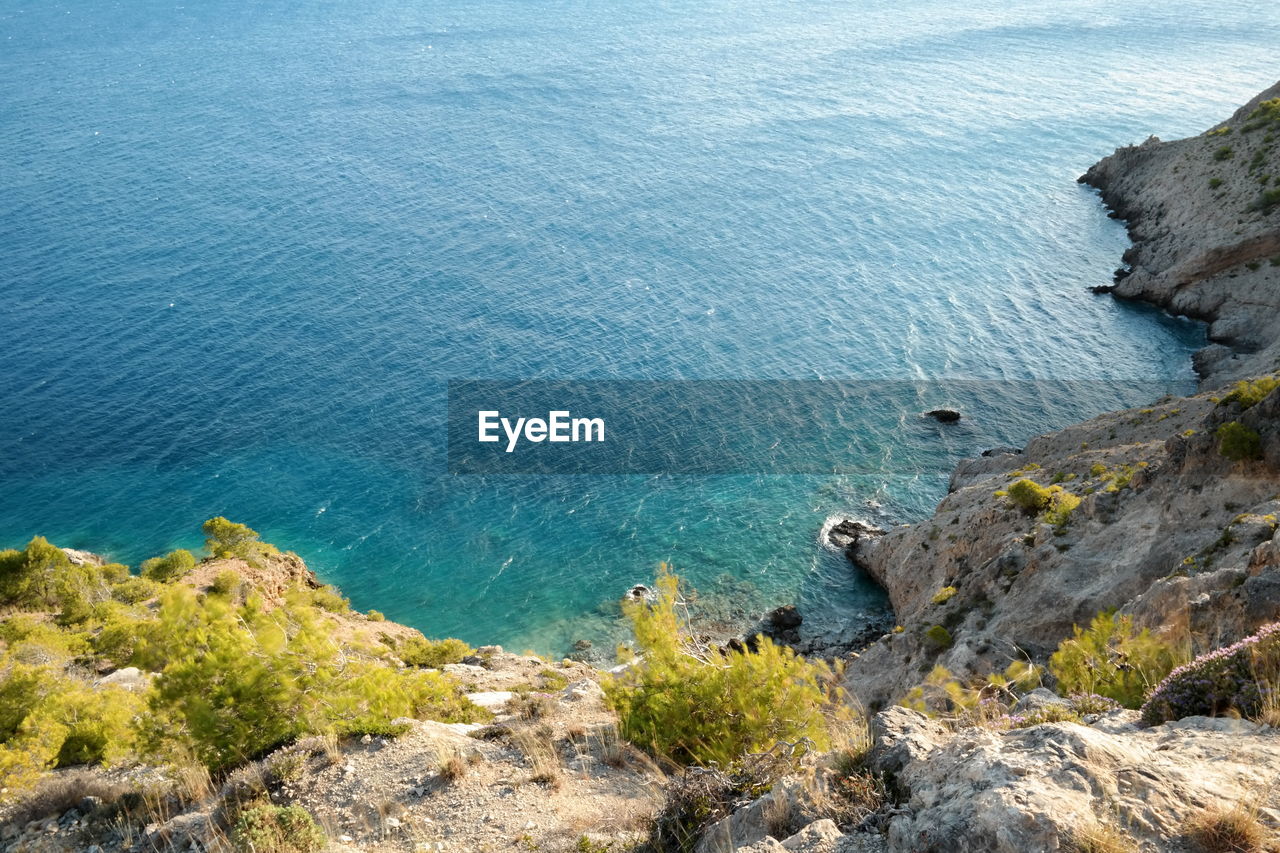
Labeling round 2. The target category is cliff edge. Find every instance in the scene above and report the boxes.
[1080,80,1280,384]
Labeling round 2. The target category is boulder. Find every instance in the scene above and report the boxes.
[924,409,961,423]
[1010,688,1070,714]
[862,708,1280,852]
[780,819,843,853]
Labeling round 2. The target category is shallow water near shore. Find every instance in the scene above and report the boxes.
[2,0,1277,653]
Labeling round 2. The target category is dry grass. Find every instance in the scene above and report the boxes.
[1069,820,1139,853]
[438,751,468,784]
[1251,678,1280,728]
[174,763,215,805]
[506,692,559,721]
[512,724,563,790]
[828,719,873,776]
[762,787,798,839]
[596,725,629,769]
[4,770,129,827]
[1183,801,1272,853]
[297,732,343,766]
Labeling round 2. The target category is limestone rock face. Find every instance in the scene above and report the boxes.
[843,385,1280,710]
[865,708,1280,853]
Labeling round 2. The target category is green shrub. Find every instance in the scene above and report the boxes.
[0,615,91,663]
[1209,177,1224,189]
[1261,187,1280,210]
[1214,145,1234,161]
[1006,479,1080,527]
[0,665,143,794]
[1049,611,1184,709]
[202,517,277,565]
[140,549,196,582]
[1007,479,1053,514]
[924,625,953,649]
[209,569,242,598]
[397,636,473,668]
[1219,377,1279,410]
[309,585,349,612]
[232,804,325,853]
[92,607,165,669]
[0,538,119,625]
[604,566,839,766]
[367,609,385,622]
[111,576,158,605]
[1244,98,1280,129]
[1217,421,1263,462]
[931,586,957,605]
[145,586,486,771]
[1043,490,1081,526]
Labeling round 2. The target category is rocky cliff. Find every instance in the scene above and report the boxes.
[837,81,1280,713]
[1080,80,1280,384]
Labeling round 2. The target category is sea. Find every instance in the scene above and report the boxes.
[3,0,1278,654]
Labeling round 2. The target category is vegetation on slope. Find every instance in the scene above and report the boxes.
[0,522,486,798]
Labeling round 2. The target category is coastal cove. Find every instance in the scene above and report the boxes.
[3,0,1280,842]
[4,0,1280,655]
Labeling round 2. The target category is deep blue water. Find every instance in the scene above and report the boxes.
[2,0,1277,653]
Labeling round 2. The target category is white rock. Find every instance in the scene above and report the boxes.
[781,819,843,853]
[465,691,517,709]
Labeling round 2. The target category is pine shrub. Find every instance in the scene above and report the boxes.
[1050,611,1183,709]
[604,566,839,766]
[397,636,473,668]
[1217,421,1264,461]
[140,549,196,582]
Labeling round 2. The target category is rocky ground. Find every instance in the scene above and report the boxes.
[0,648,665,853]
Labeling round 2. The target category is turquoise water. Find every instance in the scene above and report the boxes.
[2,0,1276,653]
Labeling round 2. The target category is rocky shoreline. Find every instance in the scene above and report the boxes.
[814,81,1280,709]
[1078,80,1280,385]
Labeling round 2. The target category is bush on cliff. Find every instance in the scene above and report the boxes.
[1219,377,1279,410]
[1140,622,1280,726]
[232,804,325,853]
[0,537,113,620]
[604,565,839,766]
[0,664,143,793]
[1006,479,1081,527]
[140,548,196,582]
[1217,421,1264,462]
[0,522,489,795]
[397,635,474,668]
[202,517,277,565]
[144,585,487,771]
[1049,611,1184,709]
